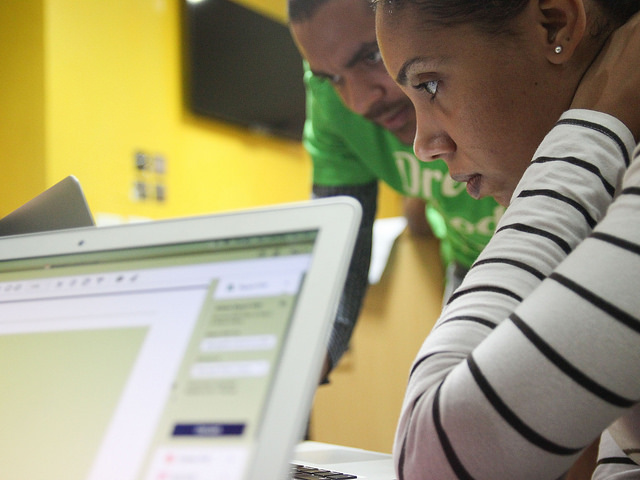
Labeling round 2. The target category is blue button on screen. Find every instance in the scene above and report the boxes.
[172,423,246,437]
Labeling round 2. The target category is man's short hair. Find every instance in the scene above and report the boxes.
[288,0,334,22]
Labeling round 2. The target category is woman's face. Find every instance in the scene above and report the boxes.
[376,3,572,205]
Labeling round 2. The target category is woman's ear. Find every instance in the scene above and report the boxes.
[536,0,587,64]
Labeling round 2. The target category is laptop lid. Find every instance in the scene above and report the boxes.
[0,196,361,480]
[0,175,94,236]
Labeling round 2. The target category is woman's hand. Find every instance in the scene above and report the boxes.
[572,11,640,141]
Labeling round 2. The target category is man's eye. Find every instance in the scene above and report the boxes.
[416,80,439,97]
[325,74,343,86]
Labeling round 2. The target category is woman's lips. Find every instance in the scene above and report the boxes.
[465,174,482,199]
[452,173,482,199]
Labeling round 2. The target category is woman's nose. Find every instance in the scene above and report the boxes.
[413,117,455,162]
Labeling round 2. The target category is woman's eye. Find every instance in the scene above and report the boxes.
[416,79,439,97]
[365,50,382,64]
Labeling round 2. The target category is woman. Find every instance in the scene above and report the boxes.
[373,1,640,479]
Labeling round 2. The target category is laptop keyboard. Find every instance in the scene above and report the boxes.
[290,464,357,479]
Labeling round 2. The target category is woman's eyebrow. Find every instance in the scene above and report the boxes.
[396,56,441,85]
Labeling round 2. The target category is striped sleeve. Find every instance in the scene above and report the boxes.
[593,429,640,479]
[394,111,638,480]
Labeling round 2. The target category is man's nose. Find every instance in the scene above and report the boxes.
[339,75,384,117]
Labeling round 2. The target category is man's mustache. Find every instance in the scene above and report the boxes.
[364,99,410,123]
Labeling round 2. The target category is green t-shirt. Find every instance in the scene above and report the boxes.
[304,66,504,268]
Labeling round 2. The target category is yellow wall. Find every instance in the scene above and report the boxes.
[1,0,402,221]
[0,0,47,213]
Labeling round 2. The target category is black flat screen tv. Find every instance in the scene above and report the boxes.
[182,0,306,141]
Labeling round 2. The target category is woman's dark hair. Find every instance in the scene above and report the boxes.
[599,2,640,25]
[593,1,640,36]
[374,0,640,36]
[373,0,527,35]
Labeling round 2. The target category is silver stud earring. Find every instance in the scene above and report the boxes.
[554,45,563,54]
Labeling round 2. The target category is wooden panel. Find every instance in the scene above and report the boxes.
[310,231,444,453]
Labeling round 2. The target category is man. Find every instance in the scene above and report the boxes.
[288,0,503,380]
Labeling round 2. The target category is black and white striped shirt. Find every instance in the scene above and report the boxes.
[395,110,640,480]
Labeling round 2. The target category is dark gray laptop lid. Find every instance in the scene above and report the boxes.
[0,176,94,236]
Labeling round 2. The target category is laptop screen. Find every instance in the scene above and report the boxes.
[0,230,317,480]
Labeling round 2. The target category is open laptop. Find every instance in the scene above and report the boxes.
[292,441,396,480]
[0,197,360,480]
[0,175,94,236]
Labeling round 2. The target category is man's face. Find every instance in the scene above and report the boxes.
[290,0,416,144]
